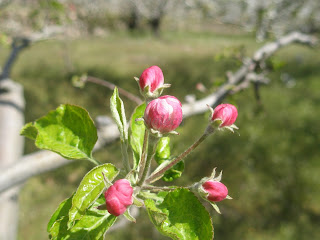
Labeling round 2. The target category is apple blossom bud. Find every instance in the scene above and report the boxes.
[202,180,228,202]
[104,179,133,216]
[137,66,170,99]
[139,66,164,93]
[211,103,238,127]
[144,95,183,134]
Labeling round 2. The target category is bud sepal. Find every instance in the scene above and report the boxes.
[133,196,144,207]
[123,208,136,223]
[149,128,179,138]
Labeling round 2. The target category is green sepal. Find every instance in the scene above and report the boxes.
[226,195,233,199]
[211,119,223,128]
[133,196,144,207]
[209,202,221,214]
[139,82,171,100]
[123,208,136,223]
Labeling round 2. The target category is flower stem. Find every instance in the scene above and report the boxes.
[137,129,149,184]
[141,185,179,192]
[137,137,159,186]
[146,128,214,184]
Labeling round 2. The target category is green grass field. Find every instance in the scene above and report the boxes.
[1,30,319,240]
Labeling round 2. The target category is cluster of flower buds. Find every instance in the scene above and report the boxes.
[138,66,183,136]
[105,66,183,216]
[104,66,239,216]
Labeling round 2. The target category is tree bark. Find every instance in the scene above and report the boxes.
[0,79,25,240]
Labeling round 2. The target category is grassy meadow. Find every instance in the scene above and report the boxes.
[1,30,319,240]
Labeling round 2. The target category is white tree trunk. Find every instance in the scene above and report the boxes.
[0,79,25,240]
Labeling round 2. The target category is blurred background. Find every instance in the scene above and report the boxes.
[0,0,319,239]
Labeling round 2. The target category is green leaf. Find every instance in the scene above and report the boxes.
[129,103,146,168]
[48,195,73,233]
[110,87,128,142]
[49,202,117,240]
[68,164,119,228]
[162,161,184,182]
[145,188,213,240]
[20,122,38,140]
[20,104,97,161]
[155,137,184,182]
[155,137,171,162]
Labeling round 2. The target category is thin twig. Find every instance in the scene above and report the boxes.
[85,76,143,105]
[146,131,212,184]
[141,185,179,192]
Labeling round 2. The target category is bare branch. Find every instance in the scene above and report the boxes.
[85,75,143,105]
[0,32,317,194]
[230,73,270,94]
[0,26,64,81]
[27,26,64,43]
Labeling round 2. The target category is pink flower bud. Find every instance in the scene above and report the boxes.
[139,66,164,93]
[211,103,238,127]
[144,95,183,133]
[202,181,228,202]
[104,179,133,216]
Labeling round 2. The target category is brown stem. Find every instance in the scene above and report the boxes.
[146,131,212,184]
[86,76,143,105]
[141,185,179,192]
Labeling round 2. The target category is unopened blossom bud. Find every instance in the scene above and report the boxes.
[144,95,183,134]
[211,103,238,127]
[104,179,133,216]
[137,66,170,99]
[139,65,164,92]
[202,180,228,202]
